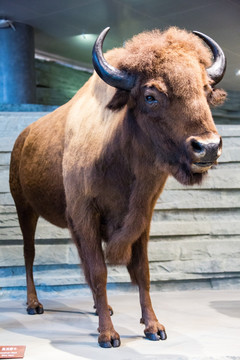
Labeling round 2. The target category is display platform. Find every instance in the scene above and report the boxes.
[0,289,239,360]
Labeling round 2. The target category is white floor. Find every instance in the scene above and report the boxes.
[0,289,240,360]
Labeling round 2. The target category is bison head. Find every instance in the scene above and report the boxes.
[92,27,226,185]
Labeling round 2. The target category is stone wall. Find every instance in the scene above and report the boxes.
[0,94,240,295]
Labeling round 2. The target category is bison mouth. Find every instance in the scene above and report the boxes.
[191,161,215,174]
[163,141,220,186]
[170,160,213,186]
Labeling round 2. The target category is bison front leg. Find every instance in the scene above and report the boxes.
[67,212,120,348]
[127,233,167,341]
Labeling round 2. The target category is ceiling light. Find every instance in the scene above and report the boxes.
[76,34,97,42]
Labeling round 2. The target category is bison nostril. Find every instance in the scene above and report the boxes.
[191,139,205,153]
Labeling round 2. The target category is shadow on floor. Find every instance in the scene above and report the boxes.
[210,300,240,318]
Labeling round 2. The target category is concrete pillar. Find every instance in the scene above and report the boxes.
[0,22,36,104]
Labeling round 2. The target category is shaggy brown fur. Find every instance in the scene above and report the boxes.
[10,27,226,348]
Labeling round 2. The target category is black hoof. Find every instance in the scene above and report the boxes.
[145,330,167,341]
[99,339,121,348]
[159,329,167,340]
[112,339,120,347]
[99,341,112,348]
[27,305,44,315]
[145,332,160,341]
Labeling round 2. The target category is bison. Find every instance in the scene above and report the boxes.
[10,27,226,348]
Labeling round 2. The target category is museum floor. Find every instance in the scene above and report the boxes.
[0,288,240,360]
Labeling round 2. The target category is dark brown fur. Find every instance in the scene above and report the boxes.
[9,27,226,347]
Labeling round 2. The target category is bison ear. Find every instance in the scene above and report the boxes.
[107,89,130,111]
[208,88,227,107]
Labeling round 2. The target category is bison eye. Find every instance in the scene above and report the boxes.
[145,95,157,104]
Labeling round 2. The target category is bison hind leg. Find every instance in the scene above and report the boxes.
[17,202,43,315]
[10,179,42,313]
[14,200,43,315]
[10,128,43,315]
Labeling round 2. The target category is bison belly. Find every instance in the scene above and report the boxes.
[10,114,67,228]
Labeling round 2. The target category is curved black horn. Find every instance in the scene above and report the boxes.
[92,27,136,90]
[193,31,226,85]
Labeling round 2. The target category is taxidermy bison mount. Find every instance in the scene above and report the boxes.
[10,26,226,348]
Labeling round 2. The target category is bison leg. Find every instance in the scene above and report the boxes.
[10,128,43,314]
[127,233,167,341]
[16,203,43,315]
[67,213,120,348]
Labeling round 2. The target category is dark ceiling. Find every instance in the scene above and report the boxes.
[0,0,240,91]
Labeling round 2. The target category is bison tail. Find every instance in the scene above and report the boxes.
[105,238,132,266]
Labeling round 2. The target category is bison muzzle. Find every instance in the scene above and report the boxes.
[9,26,226,348]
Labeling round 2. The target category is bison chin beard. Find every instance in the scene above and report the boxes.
[171,162,208,186]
